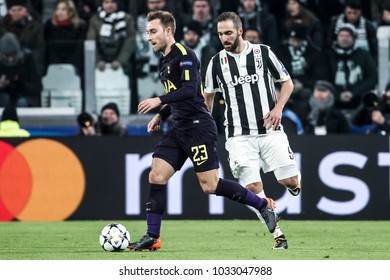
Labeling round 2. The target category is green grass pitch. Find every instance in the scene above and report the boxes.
[0,220,389,260]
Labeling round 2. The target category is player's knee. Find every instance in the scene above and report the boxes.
[246,182,262,194]
[280,176,299,189]
[149,170,168,184]
[198,179,216,194]
[197,173,219,194]
[201,183,216,194]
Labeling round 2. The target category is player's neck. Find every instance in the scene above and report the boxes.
[230,39,247,55]
[162,38,176,56]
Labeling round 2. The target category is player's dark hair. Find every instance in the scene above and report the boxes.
[147,10,176,34]
[216,12,242,29]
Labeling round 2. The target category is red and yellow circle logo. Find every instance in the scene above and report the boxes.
[0,139,85,221]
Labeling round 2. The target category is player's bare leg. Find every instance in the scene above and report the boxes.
[280,172,301,196]
[129,158,174,251]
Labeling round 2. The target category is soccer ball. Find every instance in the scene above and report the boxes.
[99,223,130,252]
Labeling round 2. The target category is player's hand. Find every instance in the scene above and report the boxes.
[147,114,161,133]
[263,107,282,130]
[138,97,161,114]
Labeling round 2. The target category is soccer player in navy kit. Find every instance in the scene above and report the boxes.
[128,11,278,251]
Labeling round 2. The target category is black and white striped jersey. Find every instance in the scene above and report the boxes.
[204,41,291,138]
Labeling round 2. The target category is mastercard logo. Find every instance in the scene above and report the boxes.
[0,139,85,221]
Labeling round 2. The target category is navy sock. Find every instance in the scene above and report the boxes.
[146,213,162,238]
[215,178,267,210]
[244,188,267,210]
[146,183,167,238]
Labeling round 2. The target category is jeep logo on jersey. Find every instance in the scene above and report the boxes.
[230,73,259,86]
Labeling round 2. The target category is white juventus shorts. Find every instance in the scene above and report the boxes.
[225,132,299,186]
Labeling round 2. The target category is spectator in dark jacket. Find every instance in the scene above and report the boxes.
[43,0,87,75]
[327,0,378,59]
[351,84,390,135]
[76,102,127,136]
[182,0,218,50]
[0,32,42,107]
[87,0,135,74]
[0,0,45,75]
[276,23,327,121]
[304,80,350,135]
[237,0,280,50]
[180,20,215,83]
[96,102,127,136]
[325,23,377,111]
[280,0,324,50]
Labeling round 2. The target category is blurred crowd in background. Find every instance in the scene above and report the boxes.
[0,0,390,136]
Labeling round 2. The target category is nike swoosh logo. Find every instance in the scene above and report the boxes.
[196,160,207,166]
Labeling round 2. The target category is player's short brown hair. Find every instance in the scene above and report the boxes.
[147,10,176,34]
[216,12,242,29]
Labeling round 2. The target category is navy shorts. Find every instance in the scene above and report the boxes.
[153,124,220,172]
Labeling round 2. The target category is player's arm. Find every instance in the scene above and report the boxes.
[158,104,171,120]
[264,78,294,130]
[138,81,195,113]
[145,105,170,133]
[138,97,162,114]
[140,68,197,114]
[159,51,199,104]
[159,80,197,104]
[139,51,198,114]
[276,78,294,111]
[147,113,161,133]
[263,47,294,130]
[204,91,215,113]
[203,59,218,113]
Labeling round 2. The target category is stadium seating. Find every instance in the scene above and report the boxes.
[41,64,83,113]
[95,65,131,115]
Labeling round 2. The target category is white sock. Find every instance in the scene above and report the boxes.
[249,189,284,239]
[257,190,266,199]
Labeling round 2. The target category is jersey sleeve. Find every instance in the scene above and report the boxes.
[179,53,198,84]
[204,58,219,94]
[158,104,171,120]
[159,45,199,105]
[267,47,291,83]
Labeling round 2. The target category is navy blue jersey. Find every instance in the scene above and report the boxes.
[159,43,215,130]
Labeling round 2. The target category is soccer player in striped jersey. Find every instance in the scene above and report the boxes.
[204,12,302,250]
[128,10,279,251]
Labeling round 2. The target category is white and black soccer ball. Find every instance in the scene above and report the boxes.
[99,223,130,252]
